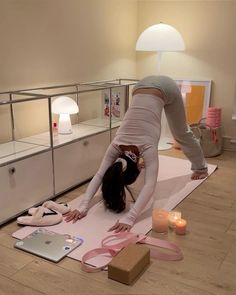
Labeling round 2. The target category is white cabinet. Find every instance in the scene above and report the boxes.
[0,78,136,224]
[0,151,53,224]
[54,131,110,194]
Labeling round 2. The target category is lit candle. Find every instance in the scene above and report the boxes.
[152,208,169,233]
[175,219,187,235]
[168,211,182,229]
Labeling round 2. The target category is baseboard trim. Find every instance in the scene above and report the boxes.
[223,136,236,152]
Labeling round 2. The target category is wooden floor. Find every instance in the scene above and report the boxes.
[0,149,235,295]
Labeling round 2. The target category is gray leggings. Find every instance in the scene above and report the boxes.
[134,75,207,171]
[164,91,207,170]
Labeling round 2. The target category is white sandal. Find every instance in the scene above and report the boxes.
[28,201,71,216]
[42,201,71,214]
[17,206,63,226]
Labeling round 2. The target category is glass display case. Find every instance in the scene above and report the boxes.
[0,78,137,224]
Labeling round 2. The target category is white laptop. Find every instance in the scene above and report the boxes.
[14,228,83,262]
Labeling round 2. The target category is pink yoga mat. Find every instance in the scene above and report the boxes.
[12,155,217,266]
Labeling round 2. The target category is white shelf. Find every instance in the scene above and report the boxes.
[0,118,121,165]
[0,141,49,165]
[52,123,108,147]
[0,79,133,225]
[80,117,121,128]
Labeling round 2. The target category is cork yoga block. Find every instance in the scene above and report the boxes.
[108,244,150,285]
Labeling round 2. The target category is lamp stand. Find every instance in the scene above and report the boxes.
[58,114,72,134]
[156,51,172,151]
[157,51,162,73]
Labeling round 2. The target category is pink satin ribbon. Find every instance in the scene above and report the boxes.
[81,232,183,272]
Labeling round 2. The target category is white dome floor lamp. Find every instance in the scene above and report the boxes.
[136,23,185,150]
[52,96,79,134]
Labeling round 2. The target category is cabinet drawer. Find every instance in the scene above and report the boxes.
[0,151,54,224]
[54,131,110,194]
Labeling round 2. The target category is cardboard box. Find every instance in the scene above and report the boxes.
[108,244,150,285]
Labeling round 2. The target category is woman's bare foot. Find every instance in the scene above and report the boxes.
[191,169,208,180]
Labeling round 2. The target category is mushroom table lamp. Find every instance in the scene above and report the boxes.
[52,96,79,134]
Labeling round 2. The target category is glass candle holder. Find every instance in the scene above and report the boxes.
[175,218,187,235]
[168,211,182,229]
[152,208,169,233]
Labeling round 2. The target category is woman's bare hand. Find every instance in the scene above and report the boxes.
[108,220,132,233]
[63,209,86,223]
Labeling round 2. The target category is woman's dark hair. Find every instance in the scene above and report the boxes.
[101,154,140,213]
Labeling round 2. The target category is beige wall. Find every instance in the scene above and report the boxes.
[136,0,236,145]
[1,0,236,147]
[0,0,137,141]
[0,0,137,90]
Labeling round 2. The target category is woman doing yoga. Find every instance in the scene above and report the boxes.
[64,75,208,232]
